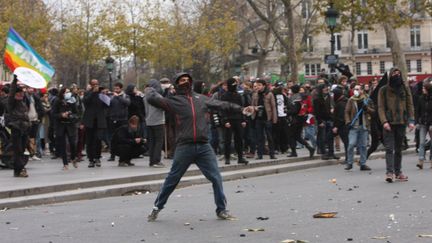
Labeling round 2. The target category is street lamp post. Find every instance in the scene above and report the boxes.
[324,2,339,77]
[105,55,115,90]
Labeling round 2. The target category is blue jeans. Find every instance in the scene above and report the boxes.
[418,124,431,161]
[347,127,368,165]
[304,125,317,148]
[154,143,227,213]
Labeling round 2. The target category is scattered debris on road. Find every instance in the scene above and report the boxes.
[313,212,338,218]
[256,216,269,220]
[244,228,265,232]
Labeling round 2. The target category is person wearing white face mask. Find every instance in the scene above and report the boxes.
[52,88,79,170]
[344,84,375,171]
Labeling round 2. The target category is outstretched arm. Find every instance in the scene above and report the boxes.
[145,87,172,112]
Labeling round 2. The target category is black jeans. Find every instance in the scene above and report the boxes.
[337,125,349,161]
[367,118,382,158]
[289,123,313,155]
[317,120,335,156]
[85,127,103,162]
[11,128,28,175]
[148,125,165,165]
[383,124,406,175]
[255,120,274,157]
[273,117,289,153]
[108,120,127,158]
[223,120,244,160]
[56,127,77,166]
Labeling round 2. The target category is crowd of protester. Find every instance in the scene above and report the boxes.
[0,68,430,183]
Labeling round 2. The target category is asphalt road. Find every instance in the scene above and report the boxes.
[1,153,431,243]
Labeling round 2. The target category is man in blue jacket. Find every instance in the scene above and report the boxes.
[146,73,253,221]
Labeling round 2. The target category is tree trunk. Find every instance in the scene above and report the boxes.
[256,27,272,78]
[284,0,298,83]
[383,22,408,82]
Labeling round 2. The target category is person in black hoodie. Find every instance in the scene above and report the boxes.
[221,78,248,165]
[313,84,339,160]
[146,73,254,222]
[286,85,315,158]
[6,75,30,177]
[332,87,349,163]
[52,88,79,170]
[415,79,432,169]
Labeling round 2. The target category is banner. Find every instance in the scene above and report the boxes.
[3,27,54,83]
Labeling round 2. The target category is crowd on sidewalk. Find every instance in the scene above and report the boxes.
[0,68,430,184]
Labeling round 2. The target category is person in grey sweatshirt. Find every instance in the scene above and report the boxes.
[144,79,166,168]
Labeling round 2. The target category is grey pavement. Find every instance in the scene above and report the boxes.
[1,153,430,243]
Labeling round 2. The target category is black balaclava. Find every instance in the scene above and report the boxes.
[226,78,237,92]
[389,68,403,89]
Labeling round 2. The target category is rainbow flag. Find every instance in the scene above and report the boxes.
[3,27,54,82]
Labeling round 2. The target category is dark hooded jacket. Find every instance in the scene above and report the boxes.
[146,72,242,146]
[126,84,145,122]
[109,89,130,122]
[220,78,244,122]
[5,76,30,131]
[313,84,333,124]
[144,79,165,126]
[82,88,108,128]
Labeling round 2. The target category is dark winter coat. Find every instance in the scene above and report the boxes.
[52,99,78,136]
[5,78,30,131]
[82,90,109,128]
[416,94,432,126]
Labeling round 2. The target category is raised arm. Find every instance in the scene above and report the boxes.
[145,87,172,112]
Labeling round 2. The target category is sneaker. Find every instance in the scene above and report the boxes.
[14,169,28,178]
[126,161,135,166]
[360,165,371,171]
[416,160,424,169]
[72,159,78,168]
[216,210,236,220]
[344,164,353,170]
[150,163,165,168]
[238,158,249,165]
[148,207,161,222]
[385,173,394,183]
[118,162,128,167]
[95,159,101,167]
[88,161,95,168]
[395,173,408,181]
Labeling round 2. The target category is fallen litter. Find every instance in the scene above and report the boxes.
[244,228,265,232]
[418,234,432,238]
[329,178,337,184]
[281,240,309,243]
[184,222,190,226]
[313,212,338,218]
[371,236,390,240]
[235,190,244,193]
[256,217,269,220]
[0,208,9,212]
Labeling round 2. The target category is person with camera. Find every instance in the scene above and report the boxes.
[111,115,147,167]
[251,79,277,160]
[344,84,375,171]
[82,79,109,168]
[52,88,79,170]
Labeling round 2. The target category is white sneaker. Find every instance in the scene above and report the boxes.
[31,155,41,161]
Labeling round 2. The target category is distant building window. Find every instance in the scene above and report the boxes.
[357,31,368,50]
[367,62,372,75]
[406,60,411,73]
[305,63,321,76]
[417,59,422,72]
[410,26,421,49]
[335,33,341,51]
[380,61,385,74]
[306,36,313,52]
[356,62,361,76]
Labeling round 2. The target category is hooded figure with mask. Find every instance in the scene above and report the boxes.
[144,79,165,168]
[220,78,248,165]
[52,87,79,170]
[145,73,254,222]
[6,75,31,177]
[344,84,375,171]
[378,67,415,182]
